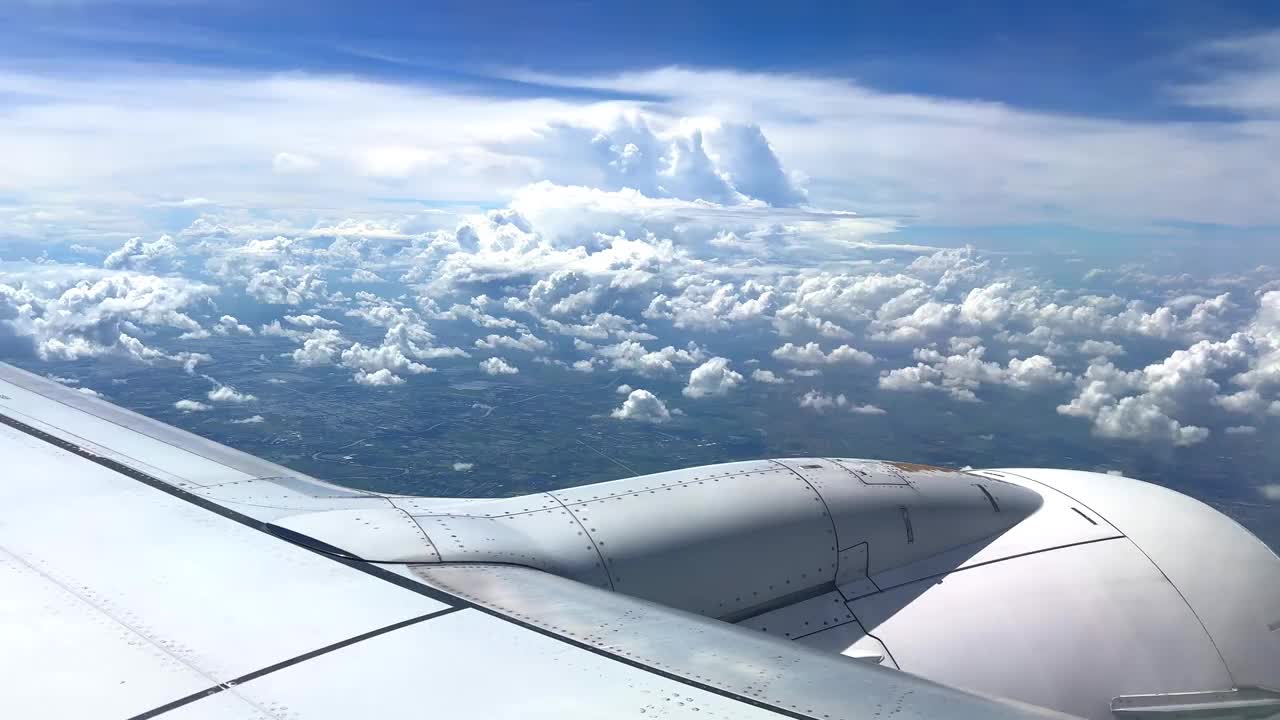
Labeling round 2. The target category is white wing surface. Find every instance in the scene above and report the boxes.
[0,363,1069,720]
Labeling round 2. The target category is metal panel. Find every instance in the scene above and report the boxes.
[774,458,1043,581]
[863,473,1122,595]
[554,464,837,617]
[412,565,1067,720]
[192,478,396,523]
[847,538,1232,720]
[830,457,911,485]
[414,507,614,589]
[0,364,309,488]
[836,541,871,586]
[550,459,782,505]
[796,621,898,669]
[993,468,1280,692]
[737,590,856,640]
[271,507,441,562]
[0,546,218,719]
[0,421,449,719]
[166,608,793,720]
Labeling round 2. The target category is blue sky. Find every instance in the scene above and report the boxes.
[1,2,1279,242]
[6,0,1278,116]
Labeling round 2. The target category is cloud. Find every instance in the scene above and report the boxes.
[772,341,874,366]
[616,384,633,394]
[174,399,211,412]
[1079,339,1126,357]
[1224,425,1257,435]
[751,369,787,384]
[284,314,340,328]
[453,462,474,471]
[75,386,102,398]
[683,357,743,398]
[0,268,216,365]
[596,340,705,375]
[353,368,406,386]
[1057,334,1253,446]
[212,315,254,336]
[475,333,550,353]
[103,236,179,272]
[290,328,345,367]
[610,388,672,423]
[880,347,1068,402]
[207,385,256,403]
[479,357,519,375]
[230,415,265,424]
[797,389,885,415]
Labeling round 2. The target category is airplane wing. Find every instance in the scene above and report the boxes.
[0,362,1071,720]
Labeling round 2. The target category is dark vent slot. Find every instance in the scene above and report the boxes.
[974,484,1001,512]
[1071,507,1098,526]
[900,506,914,544]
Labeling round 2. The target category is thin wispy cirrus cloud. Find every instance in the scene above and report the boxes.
[0,4,1279,539]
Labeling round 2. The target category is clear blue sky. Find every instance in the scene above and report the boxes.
[5,1,1277,118]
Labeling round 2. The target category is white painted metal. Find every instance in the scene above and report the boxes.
[0,364,311,489]
[0,546,219,719]
[0,422,449,719]
[1111,687,1280,718]
[553,463,838,617]
[847,538,1233,720]
[162,608,792,720]
[737,590,856,639]
[271,507,441,562]
[773,458,1044,579]
[796,621,898,668]
[414,565,1068,720]
[992,468,1280,692]
[854,471,1123,597]
[413,507,615,589]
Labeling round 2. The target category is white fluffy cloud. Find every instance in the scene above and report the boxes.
[880,347,1068,402]
[0,269,215,366]
[610,389,672,423]
[772,342,874,366]
[683,357,743,398]
[479,357,519,375]
[207,385,256,403]
[174,399,211,412]
[751,369,788,384]
[797,390,885,415]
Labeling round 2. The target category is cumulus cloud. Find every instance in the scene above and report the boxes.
[610,389,672,423]
[0,269,216,366]
[104,236,180,272]
[174,399,211,412]
[596,340,705,375]
[683,357,743,398]
[772,342,874,366]
[751,369,787,384]
[453,462,474,471]
[797,390,885,415]
[475,333,550,353]
[880,347,1068,402]
[212,315,254,336]
[230,415,265,424]
[207,385,256,403]
[353,368,406,386]
[1057,334,1253,446]
[284,314,341,328]
[479,357,519,375]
